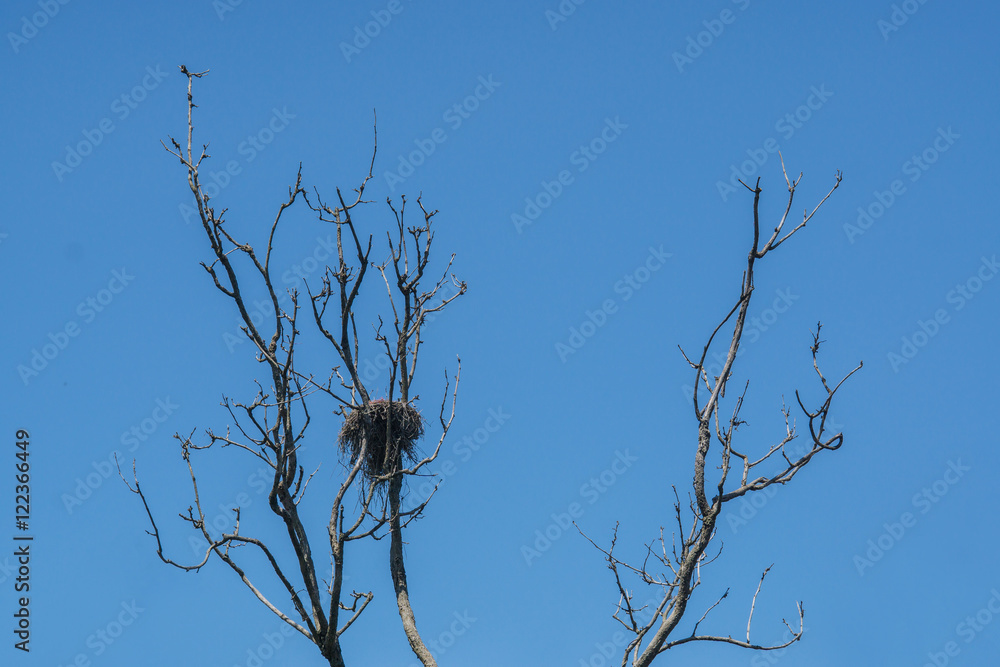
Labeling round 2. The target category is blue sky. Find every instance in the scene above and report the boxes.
[2,1,999,665]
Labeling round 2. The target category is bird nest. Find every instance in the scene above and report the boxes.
[337,399,424,480]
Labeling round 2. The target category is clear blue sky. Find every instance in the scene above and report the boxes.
[2,1,999,665]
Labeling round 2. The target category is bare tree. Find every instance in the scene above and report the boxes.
[120,66,464,667]
[581,160,861,666]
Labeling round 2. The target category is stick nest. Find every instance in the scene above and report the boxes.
[338,399,424,480]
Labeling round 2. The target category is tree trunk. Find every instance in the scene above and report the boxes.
[388,463,437,666]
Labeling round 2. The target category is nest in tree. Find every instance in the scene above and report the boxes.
[338,399,424,480]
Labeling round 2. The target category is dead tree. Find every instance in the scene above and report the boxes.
[120,66,464,667]
[582,160,861,666]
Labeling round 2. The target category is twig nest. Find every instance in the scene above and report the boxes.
[338,399,424,480]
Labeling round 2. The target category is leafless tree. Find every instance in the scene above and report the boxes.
[581,160,861,666]
[119,66,464,667]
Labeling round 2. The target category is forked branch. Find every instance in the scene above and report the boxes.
[589,166,858,667]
